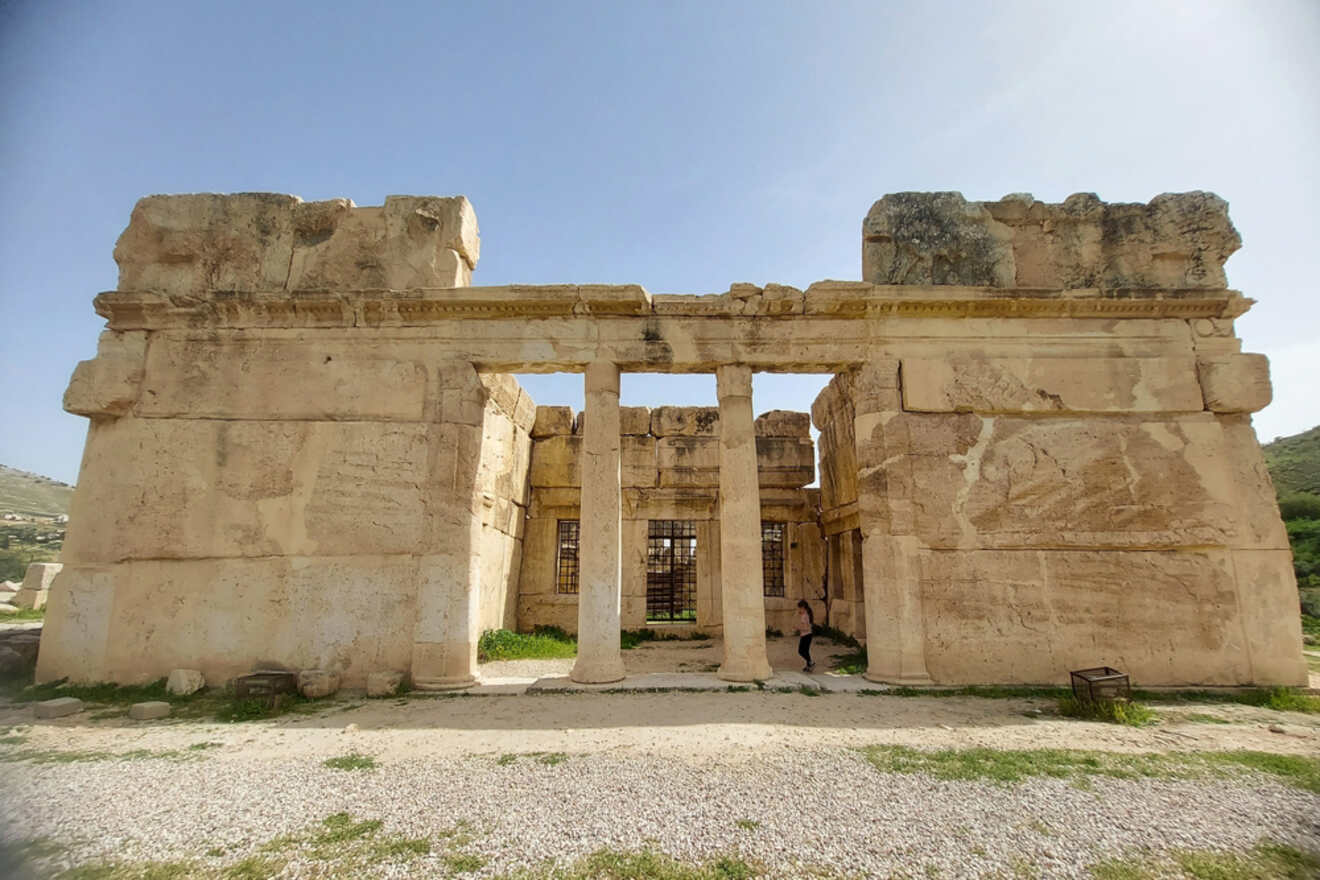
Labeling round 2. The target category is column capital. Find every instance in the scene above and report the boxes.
[715,364,753,400]
[584,361,621,395]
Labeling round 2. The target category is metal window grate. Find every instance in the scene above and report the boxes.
[647,519,697,622]
[762,521,786,597]
[556,519,580,595]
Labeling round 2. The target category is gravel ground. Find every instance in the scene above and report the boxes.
[2,742,1317,878]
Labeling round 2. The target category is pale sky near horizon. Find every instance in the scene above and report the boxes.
[2,0,1317,484]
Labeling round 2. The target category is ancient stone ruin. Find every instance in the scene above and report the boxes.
[37,190,1306,689]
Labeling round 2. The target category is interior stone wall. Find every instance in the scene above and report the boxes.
[517,406,825,636]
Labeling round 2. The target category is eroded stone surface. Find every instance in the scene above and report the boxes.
[128,701,171,720]
[166,669,205,695]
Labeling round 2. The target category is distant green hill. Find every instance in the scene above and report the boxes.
[1262,425,1320,498]
[0,465,74,518]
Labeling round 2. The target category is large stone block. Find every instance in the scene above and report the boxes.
[128,701,171,720]
[135,335,429,421]
[115,193,300,294]
[15,562,61,610]
[754,410,810,438]
[754,437,815,488]
[620,406,652,435]
[865,191,1241,289]
[34,697,84,719]
[900,356,1204,414]
[62,418,486,562]
[37,557,421,687]
[651,406,721,437]
[166,669,206,695]
[532,406,573,438]
[64,331,148,418]
[1198,354,1272,413]
[921,548,1301,685]
[863,192,1015,287]
[622,435,657,487]
[529,435,581,487]
[857,413,1286,551]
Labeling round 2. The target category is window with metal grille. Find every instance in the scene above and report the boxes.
[762,521,786,597]
[646,519,697,622]
[555,520,580,595]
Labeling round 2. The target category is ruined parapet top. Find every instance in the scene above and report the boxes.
[863,191,1241,289]
[113,193,479,294]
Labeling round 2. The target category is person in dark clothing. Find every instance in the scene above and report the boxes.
[796,599,815,672]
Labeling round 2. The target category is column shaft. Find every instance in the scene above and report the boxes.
[570,362,626,683]
[715,365,773,681]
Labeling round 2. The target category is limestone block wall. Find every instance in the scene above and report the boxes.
[38,193,538,688]
[813,353,1303,686]
[518,406,825,635]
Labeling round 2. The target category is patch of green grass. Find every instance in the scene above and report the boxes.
[1132,686,1320,714]
[513,848,760,880]
[8,678,174,705]
[478,626,577,661]
[314,812,383,846]
[57,860,197,879]
[496,751,569,766]
[0,746,192,765]
[323,752,377,771]
[734,819,760,831]
[1178,713,1232,725]
[882,685,1074,700]
[1091,840,1320,880]
[812,623,859,648]
[189,741,223,750]
[444,852,488,873]
[831,645,868,675]
[0,606,45,621]
[221,855,287,879]
[1058,695,1157,726]
[861,745,1320,793]
[797,685,822,697]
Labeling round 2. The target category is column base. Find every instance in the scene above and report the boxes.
[863,671,935,686]
[411,675,477,691]
[570,657,626,684]
[717,661,773,683]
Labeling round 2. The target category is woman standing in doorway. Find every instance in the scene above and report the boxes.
[796,600,815,672]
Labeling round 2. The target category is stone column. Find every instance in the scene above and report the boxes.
[411,364,486,691]
[851,362,933,685]
[715,364,773,682]
[571,362,626,683]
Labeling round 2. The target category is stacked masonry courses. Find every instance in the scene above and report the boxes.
[37,190,1307,689]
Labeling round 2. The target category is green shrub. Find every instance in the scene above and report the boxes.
[1058,694,1156,726]
[477,627,576,661]
[1279,492,1320,520]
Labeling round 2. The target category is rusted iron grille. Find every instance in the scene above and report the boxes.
[647,519,697,622]
[762,521,786,597]
[555,519,580,594]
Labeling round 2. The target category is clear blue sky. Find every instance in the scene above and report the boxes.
[2,0,1317,484]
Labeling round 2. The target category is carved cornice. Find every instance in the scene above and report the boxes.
[93,283,1252,330]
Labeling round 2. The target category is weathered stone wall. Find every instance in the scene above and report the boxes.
[45,189,1304,688]
[39,194,539,688]
[518,407,825,635]
[813,358,1303,685]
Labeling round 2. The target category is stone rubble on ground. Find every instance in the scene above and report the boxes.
[32,697,83,719]
[165,669,205,696]
[366,671,403,697]
[127,701,170,720]
[297,669,340,699]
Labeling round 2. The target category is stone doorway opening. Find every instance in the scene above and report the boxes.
[646,519,698,622]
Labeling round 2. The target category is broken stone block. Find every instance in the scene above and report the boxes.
[620,406,652,435]
[651,406,721,437]
[34,697,84,719]
[1198,354,1272,413]
[0,603,16,614]
[863,192,1015,287]
[166,669,206,696]
[754,410,811,438]
[297,669,341,699]
[14,562,61,611]
[531,406,573,438]
[128,701,171,720]
[366,671,404,697]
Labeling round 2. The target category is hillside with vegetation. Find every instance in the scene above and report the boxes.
[1262,427,1320,622]
[0,465,70,584]
[0,464,73,518]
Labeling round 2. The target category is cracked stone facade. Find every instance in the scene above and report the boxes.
[36,190,1306,689]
